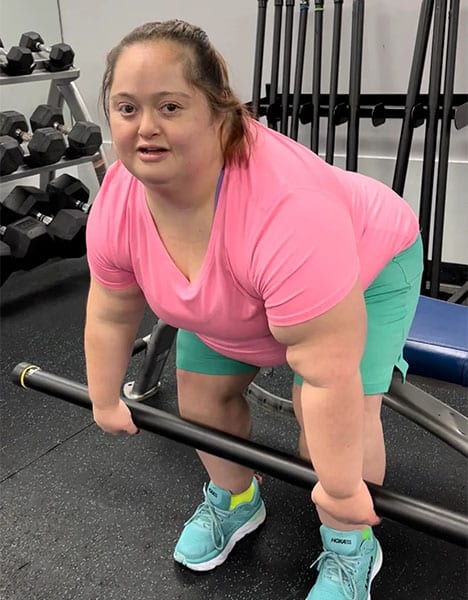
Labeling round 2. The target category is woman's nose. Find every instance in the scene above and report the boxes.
[138,110,160,138]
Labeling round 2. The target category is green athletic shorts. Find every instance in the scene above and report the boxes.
[176,234,423,395]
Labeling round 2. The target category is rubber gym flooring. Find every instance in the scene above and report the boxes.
[1,256,466,600]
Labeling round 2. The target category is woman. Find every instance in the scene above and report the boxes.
[85,19,423,600]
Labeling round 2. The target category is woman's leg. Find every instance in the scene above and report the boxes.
[292,382,310,461]
[177,368,258,493]
[174,367,264,571]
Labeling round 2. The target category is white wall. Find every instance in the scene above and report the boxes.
[1,0,467,263]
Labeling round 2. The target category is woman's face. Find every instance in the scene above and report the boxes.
[108,41,223,191]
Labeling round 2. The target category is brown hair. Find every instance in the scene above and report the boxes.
[101,20,254,166]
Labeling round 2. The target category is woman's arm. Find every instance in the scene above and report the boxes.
[84,276,146,432]
[270,279,379,525]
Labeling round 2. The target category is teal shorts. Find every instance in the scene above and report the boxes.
[176,235,423,395]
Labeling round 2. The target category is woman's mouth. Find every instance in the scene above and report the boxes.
[137,146,169,161]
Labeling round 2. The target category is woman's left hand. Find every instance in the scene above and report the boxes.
[311,479,381,527]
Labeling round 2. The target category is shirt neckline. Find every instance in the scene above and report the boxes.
[144,166,226,288]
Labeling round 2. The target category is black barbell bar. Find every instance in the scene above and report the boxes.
[11,362,468,548]
[251,0,270,119]
[290,0,310,140]
[280,0,296,135]
[429,0,460,297]
[267,0,285,129]
[325,0,344,164]
[392,0,435,195]
[346,0,365,172]
[310,0,324,152]
[418,0,448,288]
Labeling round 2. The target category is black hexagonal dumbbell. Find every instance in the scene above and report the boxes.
[2,185,88,258]
[30,104,102,158]
[0,195,55,271]
[0,38,35,76]
[19,31,74,72]
[0,110,66,167]
[46,174,92,213]
[0,135,24,175]
[1,185,48,215]
[0,216,54,269]
[0,239,19,284]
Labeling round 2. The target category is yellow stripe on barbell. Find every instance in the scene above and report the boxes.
[19,365,40,389]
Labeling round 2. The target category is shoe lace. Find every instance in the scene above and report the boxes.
[184,484,230,551]
[311,550,360,600]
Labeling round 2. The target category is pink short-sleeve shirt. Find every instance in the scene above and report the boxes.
[86,120,419,367]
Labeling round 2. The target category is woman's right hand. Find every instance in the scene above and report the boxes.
[92,399,139,435]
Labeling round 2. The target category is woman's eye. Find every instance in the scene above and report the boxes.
[162,103,179,114]
[119,104,135,115]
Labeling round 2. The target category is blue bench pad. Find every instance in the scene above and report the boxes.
[404,296,468,386]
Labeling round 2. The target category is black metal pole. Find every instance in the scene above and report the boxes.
[290,0,310,140]
[392,0,435,195]
[11,363,468,548]
[419,0,448,291]
[310,0,324,152]
[429,0,459,297]
[252,1,270,119]
[281,0,296,134]
[130,322,177,397]
[268,0,284,129]
[346,0,365,171]
[325,0,344,164]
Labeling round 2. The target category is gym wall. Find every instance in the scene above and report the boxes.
[1,0,467,265]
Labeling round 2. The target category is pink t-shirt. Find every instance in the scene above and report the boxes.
[86,120,419,367]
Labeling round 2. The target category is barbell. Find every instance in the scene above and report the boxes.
[11,362,468,548]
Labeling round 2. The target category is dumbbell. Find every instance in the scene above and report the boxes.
[46,174,92,213]
[30,104,102,158]
[0,110,66,167]
[19,32,74,72]
[0,217,55,269]
[0,39,35,75]
[2,185,88,258]
[0,240,18,284]
[0,135,24,175]
[1,185,48,214]
[0,201,55,270]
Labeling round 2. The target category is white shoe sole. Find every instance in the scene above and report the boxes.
[174,502,267,572]
[368,539,383,599]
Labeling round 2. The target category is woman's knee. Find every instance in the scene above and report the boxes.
[176,369,256,418]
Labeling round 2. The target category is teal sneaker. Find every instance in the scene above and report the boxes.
[173,478,266,571]
[306,525,383,600]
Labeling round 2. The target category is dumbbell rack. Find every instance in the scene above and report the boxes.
[0,65,108,188]
[0,64,109,285]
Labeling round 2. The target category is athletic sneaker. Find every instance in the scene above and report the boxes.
[173,477,266,571]
[306,525,383,600]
